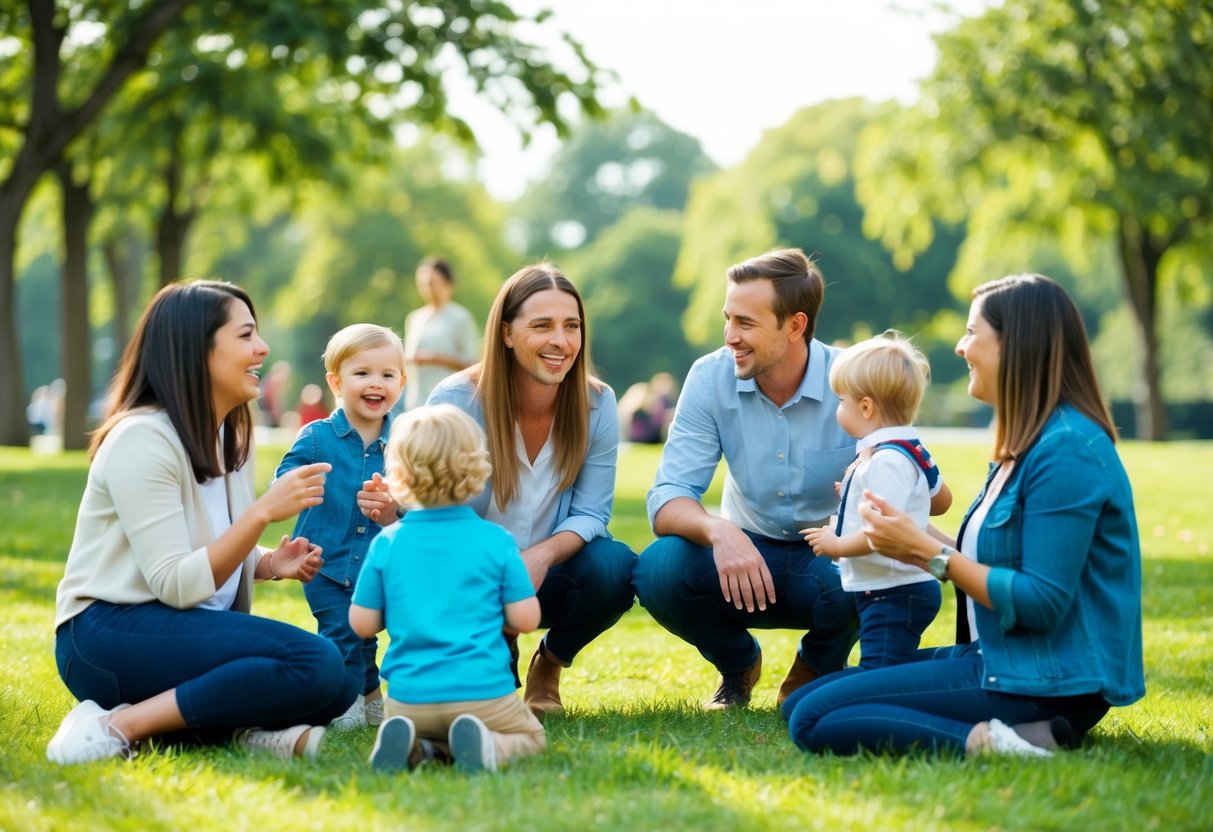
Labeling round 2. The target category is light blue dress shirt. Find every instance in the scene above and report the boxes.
[428,372,619,543]
[647,340,855,541]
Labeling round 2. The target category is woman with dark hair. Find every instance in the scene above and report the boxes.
[402,256,479,410]
[423,264,637,718]
[782,273,1144,757]
[48,280,358,765]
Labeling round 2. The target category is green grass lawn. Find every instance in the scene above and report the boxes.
[1,439,1210,831]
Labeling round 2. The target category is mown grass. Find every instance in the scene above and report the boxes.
[1,438,1210,831]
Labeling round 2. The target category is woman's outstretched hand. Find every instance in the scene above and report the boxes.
[268,535,323,583]
[259,462,331,523]
[858,489,931,566]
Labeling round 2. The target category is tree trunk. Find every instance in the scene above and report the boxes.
[1118,216,1169,441]
[57,162,94,451]
[0,0,190,446]
[156,150,194,287]
[0,193,31,447]
[102,228,144,357]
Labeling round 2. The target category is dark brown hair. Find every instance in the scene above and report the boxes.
[975,273,1116,461]
[726,248,825,341]
[91,280,258,482]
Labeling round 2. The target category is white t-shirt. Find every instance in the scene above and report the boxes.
[197,476,243,611]
[837,425,942,592]
[485,424,561,551]
[958,460,1016,640]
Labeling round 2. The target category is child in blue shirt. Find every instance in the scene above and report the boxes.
[350,403,544,773]
[804,332,952,669]
[276,323,406,730]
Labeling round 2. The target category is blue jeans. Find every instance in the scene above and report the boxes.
[782,643,1109,755]
[304,574,380,696]
[536,537,637,664]
[55,601,358,740]
[853,581,941,669]
[633,532,859,675]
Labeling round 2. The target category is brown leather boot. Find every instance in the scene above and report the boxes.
[523,645,563,719]
[704,652,762,710]
[776,652,820,707]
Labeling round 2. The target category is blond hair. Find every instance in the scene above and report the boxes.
[829,331,930,427]
[385,404,492,508]
[322,323,405,375]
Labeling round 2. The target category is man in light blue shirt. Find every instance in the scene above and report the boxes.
[635,248,860,709]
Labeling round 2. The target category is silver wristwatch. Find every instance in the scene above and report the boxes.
[928,545,955,582]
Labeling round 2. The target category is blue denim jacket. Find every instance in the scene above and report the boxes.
[427,372,618,543]
[275,408,393,588]
[963,404,1145,706]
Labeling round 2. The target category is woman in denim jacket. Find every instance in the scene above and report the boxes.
[782,274,1144,758]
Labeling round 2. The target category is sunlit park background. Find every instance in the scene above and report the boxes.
[1,0,1212,829]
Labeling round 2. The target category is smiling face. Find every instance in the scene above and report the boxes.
[207,299,269,418]
[723,278,800,382]
[326,344,405,434]
[956,296,1002,406]
[502,287,583,389]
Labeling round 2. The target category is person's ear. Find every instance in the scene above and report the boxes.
[502,322,514,349]
[787,311,808,341]
[860,396,877,419]
[325,371,342,398]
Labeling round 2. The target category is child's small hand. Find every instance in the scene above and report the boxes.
[358,472,400,523]
[833,480,843,498]
[269,535,324,583]
[802,524,838,558]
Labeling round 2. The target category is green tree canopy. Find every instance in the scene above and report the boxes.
[854,0,1213,439]
[565,205,698,393]
[515,109,715,255]
[675,98,964,377]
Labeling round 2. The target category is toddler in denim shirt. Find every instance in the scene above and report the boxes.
[276,323,406,730]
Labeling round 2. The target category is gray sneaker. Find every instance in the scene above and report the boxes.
[47,700,132,765]
[364,697,385,727]
[448,714,498,773]
[369,716,415,773]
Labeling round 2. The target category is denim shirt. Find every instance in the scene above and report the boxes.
[647,341,854,540]
[275,408,393,588]
[961,404,1145,706]
[427,372,619,543]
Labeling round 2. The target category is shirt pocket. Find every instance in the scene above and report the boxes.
[803,446,857,509]
[979,501,1021,568]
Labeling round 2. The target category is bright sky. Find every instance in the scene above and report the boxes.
[453,0,994,200]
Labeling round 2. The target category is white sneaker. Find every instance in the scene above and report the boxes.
[236,725,325,761]
[368,716,415,772]
[47,700,132,765]
[364,696,384,727]
[329,698,367,732]
[985,719,1053,758]
[448,714,497,773]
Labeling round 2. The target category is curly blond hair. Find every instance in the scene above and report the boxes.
[385,404,492,508]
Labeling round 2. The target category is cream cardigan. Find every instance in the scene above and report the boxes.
[55,409,262,628]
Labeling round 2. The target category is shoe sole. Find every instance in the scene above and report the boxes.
[449,716,497,773]
[369,718,414,772]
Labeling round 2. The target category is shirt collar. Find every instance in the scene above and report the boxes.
[855,424,919,452]
[330,407,393,447]
[735,338,830,406]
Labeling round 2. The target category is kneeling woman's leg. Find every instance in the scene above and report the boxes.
[56,601,359,739]
[786,647,1073,755]
[537,537,637,664]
